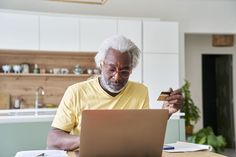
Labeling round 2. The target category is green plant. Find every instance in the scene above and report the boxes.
[188,126,227,152]
[181,80,200,127]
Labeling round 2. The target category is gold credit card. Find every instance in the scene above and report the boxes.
[157,91,171,101]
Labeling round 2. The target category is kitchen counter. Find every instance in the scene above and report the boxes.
[0,110,185,157]
[0,108,56,123]
[0,108,184,123]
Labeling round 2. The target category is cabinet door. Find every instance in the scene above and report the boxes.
[143,21,178,53]
[143,54,179,109]
[165,119,185,143]
[118,19,142,83]
[79,18,117,51]
[0,12,39,50]
[40,15,79,51]
[117,19,142,49]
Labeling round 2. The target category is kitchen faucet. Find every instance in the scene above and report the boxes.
[35,87,45,115]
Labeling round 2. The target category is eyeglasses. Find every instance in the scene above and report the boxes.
[102,62,131,78]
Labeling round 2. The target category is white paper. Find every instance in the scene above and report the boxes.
[15,149,68,157]
[163,141,212,153]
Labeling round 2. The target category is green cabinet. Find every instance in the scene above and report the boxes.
[0,122,51,157]
[165,119,185,143]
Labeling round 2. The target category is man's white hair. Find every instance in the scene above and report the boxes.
[95,35,141,69]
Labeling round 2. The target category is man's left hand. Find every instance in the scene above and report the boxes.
[162,88,183,115]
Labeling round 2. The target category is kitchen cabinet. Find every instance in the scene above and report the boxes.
[143,21,179,53]
[117,19,142,83]
[0,49,96,109]
[39,15,79,51]
[117,19,142,49]
[143,54,179,109]
[79,18,117,51]
[0,12,39,50]
[0,10,180,110]
[142,21,179,108]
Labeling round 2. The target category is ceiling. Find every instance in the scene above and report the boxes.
[0,0,235,20]
[0,0,236,34]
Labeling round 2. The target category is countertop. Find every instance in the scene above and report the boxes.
[0,108,185,123]
[0,108,56,123]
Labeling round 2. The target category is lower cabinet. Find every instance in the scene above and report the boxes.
[0,119,185,157]
[165,119,186,144]
[0,121,51,157]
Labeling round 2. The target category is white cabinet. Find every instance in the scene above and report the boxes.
[117,19,142,83]
[79,18,117,51]
[129,61,142,83]
[40,15,79,51]
[143,21,179,108]
[117,19,142,49]
[143,21,178,53]
[0,12,39,50]
[143,54,179,109]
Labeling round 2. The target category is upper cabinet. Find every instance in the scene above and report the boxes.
[143,53,179,108]
[143,21,179,53]
[0,12,39,50]
[39,15,79,51]
[117,19,142,49]
[79,18,117,51]
[117,19,142,83]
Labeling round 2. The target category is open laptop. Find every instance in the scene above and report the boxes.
[79,109,169,157]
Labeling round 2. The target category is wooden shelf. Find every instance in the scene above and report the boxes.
[0,49,97,109]
[0,73,92,77]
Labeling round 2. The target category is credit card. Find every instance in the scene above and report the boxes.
[157,91,171,101]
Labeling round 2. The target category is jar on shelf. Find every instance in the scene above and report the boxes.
[13,97,22,109]
[33,64,40,74]
[21,63,30,73]
[73,65,83,75]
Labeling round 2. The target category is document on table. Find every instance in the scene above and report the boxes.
[15,149,68,157]
[163,141,212,153]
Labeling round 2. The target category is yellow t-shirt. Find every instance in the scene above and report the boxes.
[51,77,149,135]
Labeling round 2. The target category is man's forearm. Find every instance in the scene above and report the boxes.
[47,128,80,151]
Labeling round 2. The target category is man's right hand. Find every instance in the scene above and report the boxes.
[47,127,80,151]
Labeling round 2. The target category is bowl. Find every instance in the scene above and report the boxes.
[13,65,22,73]
[2,65,11,73]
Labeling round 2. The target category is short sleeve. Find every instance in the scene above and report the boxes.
[51,86,77,132]
[143,86,150,109]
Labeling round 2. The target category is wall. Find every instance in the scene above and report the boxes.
[185,34,236,135]
[0,0,236,33]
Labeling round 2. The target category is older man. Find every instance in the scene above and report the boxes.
[47,35,183,151]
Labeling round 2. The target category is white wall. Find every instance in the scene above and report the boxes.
[185,34,236,133]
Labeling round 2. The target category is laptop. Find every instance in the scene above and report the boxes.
[79,109,169,157]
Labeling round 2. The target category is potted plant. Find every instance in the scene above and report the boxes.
[181,80,200,136]
[187,126,226,152]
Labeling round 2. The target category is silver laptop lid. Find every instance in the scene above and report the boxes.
[80,109,169,157]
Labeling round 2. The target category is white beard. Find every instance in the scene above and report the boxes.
[100,74,125,93]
